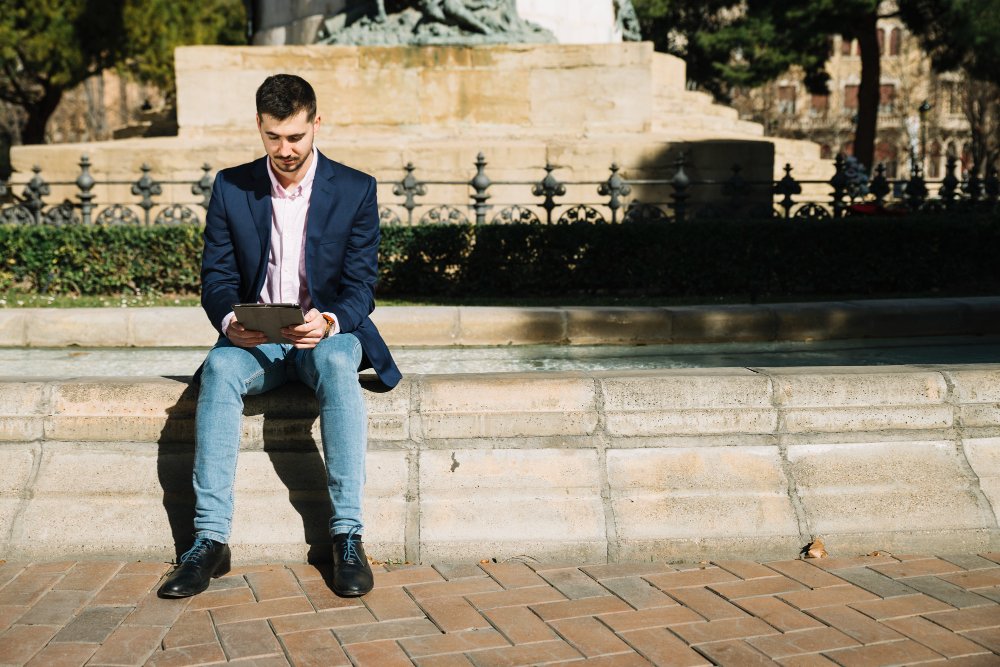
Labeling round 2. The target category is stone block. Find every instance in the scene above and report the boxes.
[563,308,671,345]
[418,373,597,438]
[961,438,1000,516]
[600,370,776,436]
[607,447,799,541]
[46,378,193,442]
[418,449,605,561]
[0,382,47,441]
[669,305,777,343]
[786,441,989,535]
[370,307,459,347]
[456,307,565,345]
[952,297,1000,335]
[771,302,863,341]
[948,367,1000,403]
[27,309,130,347]
[0,311,26,346]
[844,298,974,338]
[767,369,953,433]
[0,445,35,544]
[129,308,217,347]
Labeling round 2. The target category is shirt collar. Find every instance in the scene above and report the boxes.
[265,147,318,200]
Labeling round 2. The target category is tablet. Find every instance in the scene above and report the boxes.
[232,303,305,344]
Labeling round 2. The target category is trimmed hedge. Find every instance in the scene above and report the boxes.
[2,214,999,299]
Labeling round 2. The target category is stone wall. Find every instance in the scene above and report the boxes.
[1,366,998,565]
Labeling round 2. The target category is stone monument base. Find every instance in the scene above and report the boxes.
[11,43,831,207]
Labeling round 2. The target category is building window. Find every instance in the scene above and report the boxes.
[944,81,963,114]
[777,85,797,115]
[879,84,896,114]
[841,37,853,56]
[844,84,859,110]
[810,93,829,116]
[820,144,833,159]
[888,28,901,56]
[877,28,885,55]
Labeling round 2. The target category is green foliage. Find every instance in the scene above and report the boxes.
[0,225,202,295]
[0,0,245,143]
[899,0,1000,83]
[3,217,999,302]
[121,0,247,92]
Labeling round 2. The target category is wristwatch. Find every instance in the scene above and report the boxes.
[321,313,335,338]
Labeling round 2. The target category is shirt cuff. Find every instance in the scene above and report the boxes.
[221,311,236,336]
[323,312,340,336]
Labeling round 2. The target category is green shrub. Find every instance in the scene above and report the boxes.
[1,213,998,300]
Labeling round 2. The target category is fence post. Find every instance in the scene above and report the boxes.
[598,163,630,224]
[986,166,999,204]
[670,153,689,223]
[829,153,847,218]
[77,154,95,225]
[869,163,890,207]
[532,163,565,224]
[131,163,162,225]
[774,163,801,220]
[905,151,928,209]
[192,163,213,211]
[469,152,491,224]
[393,162,426,225]
[24,166,49,225]
[940,154,959,207]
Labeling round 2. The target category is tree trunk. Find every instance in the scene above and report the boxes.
[20,86,63,145]
[854,11,880,170]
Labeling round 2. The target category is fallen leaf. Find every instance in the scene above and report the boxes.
[803,537,828,559]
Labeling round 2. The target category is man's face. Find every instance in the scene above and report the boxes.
[256,109,320,179]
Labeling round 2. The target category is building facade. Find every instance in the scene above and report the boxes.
[730,14,972,181]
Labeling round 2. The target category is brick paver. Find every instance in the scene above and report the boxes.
[0,554,998,665]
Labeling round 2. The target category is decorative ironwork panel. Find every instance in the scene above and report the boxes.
[623,202,668,224]
[0,205,32,225]
[154,204,199,225]
[96,204,141,226]
[419,205,469,225]
[43,202,80,226]
[491,205,541,225]
[557,204,605,225]
[793,203,831,220]
[379,206,403,227]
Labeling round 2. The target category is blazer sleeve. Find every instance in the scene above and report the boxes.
[200,170,241,334]
[327,175,379,333]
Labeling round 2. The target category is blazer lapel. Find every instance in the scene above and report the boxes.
[248,157,272,295]
[306,151,338,248]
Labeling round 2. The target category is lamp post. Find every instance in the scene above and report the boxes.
[918,99,932,172]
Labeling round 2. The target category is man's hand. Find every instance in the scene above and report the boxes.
[227,319,267,348]
[282,308,328,349]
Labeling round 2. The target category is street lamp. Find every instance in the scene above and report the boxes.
[918,100,932,171]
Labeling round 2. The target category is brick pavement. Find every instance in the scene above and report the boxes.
[1,554,999,666]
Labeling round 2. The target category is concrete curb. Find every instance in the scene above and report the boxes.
[1,366,999,564]
[1,296,999,347]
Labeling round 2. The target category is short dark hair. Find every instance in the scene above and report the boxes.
[255,74,317,121]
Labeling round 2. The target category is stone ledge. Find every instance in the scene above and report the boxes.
[1,366,999,563]
[1,297,998,348]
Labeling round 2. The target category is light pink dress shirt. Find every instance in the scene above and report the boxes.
[222,149,339,338]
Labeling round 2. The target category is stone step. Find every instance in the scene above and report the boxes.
[2,298,999,348]
[2,365,1000,563]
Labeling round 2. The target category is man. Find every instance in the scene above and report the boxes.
[158,74,400,599]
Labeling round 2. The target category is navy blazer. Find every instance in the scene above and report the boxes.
[200,151,401,390]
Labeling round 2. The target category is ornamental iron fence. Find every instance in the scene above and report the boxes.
[1,151,997,228]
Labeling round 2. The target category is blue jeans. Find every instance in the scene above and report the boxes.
[192,333,367,543]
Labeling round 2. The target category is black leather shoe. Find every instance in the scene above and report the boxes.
[332,529,373,597]
[158,538,231,598]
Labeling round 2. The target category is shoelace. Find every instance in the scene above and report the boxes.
[180,537,213,566]
[341,526,362,563]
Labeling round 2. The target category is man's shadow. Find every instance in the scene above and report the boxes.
[156,377,335,564]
